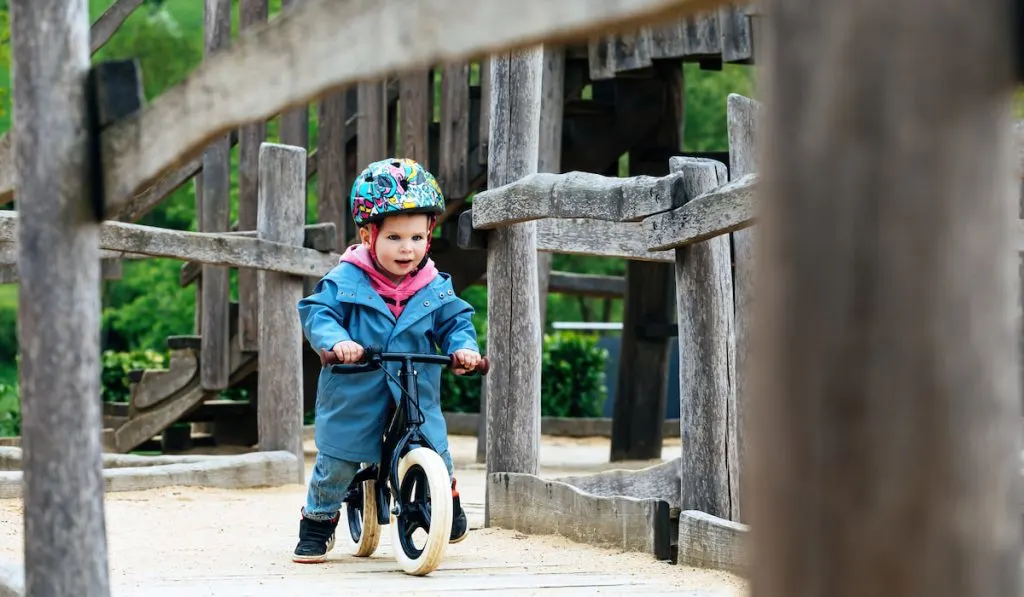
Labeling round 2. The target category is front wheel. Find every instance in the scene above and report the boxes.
[389,447,453,576]
[342,478,381,557]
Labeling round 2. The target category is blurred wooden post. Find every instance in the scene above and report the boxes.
[483,48,544,524]
[751,1,1022,596]
[200,0,232,389]
[257,142,307,483]
[11,0,111,594]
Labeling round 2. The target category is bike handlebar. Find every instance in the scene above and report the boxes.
[319,345,490,376]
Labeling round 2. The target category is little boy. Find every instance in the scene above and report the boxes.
[293,158,482,563]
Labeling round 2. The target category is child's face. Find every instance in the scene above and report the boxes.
[361,214,431,281]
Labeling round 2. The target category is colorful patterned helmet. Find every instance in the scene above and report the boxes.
[350,158,445,227]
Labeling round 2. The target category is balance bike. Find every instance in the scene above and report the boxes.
[319,346,489,576]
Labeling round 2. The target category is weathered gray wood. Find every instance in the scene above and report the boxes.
[487,472,671,558]
[751,2,1021,597]
[547,272,625,297]
[484,49,544,516]
[537,218,675,262]
[718,5,752,63]
[725,92,759,524]
[586,35,618,80]
[536,46,565,330]
[554,457,681,507]
[0,213,338,277]
[0,260,124,284]
[130,349,199,411]
[257,143,307,484]
[673,157,736,521]
[357,81,387,167]
[317,90,349,249]
[643,172,756,251]
[478,61,491,166]
[89,0,728,216]
[472,170,690,228]
[278,0,310,154]
[10,0,111,595]
[682,12,720,56]
[611,29,653,72]
[677,510,748,575]
[648,18,687,58]
[399,71,431,165]
[90,0,144,54]
[237,0,269,354]
[440,62,470,198]
[200,0,233,391]
[177,223,338,287]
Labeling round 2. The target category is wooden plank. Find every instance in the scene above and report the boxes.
[677,510,749,575]
[440,62,471,198]
[483,49,544,511]
[178,223,338,287]
[536,45,566,325]
[0,213,338,277]
[85,0,729,216]
[357,81,387,167]
[257,143,306,483]
[725,92,759,524]
[717,5,752,63]
[278,1,310,153]
[672,157,736,520]
[236,0,268,354]
[90,0,144,54]
[610,29,653,72]
[316,90,349,250]
[547,272,624,297]
[643,172,756,251]
[10,0,111,595]
[472,170,690,228]
[751,2,1020,597]
[648,17,687,58]
[478,61,491,166]
[200,0,233,392]
[682,11,720,56]
[587,35,618,80]
[537,218,675,262]
[399,71,431,165]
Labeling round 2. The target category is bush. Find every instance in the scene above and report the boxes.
[0,306,16,363]
[0,381,17,437]
[439,331,609,418]
[101,349,167,403]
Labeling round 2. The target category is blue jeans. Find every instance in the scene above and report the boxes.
[303,449,455,521]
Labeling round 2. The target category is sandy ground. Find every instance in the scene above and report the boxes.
[0,434,748,597]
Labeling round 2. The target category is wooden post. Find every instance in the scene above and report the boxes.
[483,48,544,519]
[200,0,232,390]
[357,81,387,166]
[236,0,268,353]
[257,142,307,482]
[672,157,736,521]
[725,92,759,523]
[279,0,309,152]
[610,61,681,462]
[751,1,1021,596]
[478,46,563,465]
[11,0,111,594]
[318,89,349,250]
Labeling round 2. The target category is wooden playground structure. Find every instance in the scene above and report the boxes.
[0,0,1021,595]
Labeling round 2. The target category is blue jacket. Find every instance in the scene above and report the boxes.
[297,261,479,463]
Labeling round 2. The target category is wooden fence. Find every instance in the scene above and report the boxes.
[2,0,1020,596]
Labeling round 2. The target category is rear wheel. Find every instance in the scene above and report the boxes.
[342,478,381,557]
[389,447,453,576]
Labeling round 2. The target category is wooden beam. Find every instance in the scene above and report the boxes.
[256,142,306,483]
[10,0,111,594]
[643,171,756,251]
[81,0,728,217]
[0,212,337,278]
[177,223,338,286]
[484,48,545,508]
[751,1,1020,596]
[537,218,675,262]
[90,0,145,54]
[475,270,626,297]
[471,170,688,228]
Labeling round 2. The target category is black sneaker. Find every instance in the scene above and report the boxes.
[293,512,340,563]
[450,478,468,544]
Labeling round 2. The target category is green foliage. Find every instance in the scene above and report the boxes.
[0,380,17,437]
[101,348,167,403]
[440,331,608,418]
[0,304,14,363]
[682,64,756,151]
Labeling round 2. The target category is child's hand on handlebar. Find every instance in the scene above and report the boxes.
[451,349,482,375]
[332,340,365,364]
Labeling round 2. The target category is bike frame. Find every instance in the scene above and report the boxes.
[332,349,454,525]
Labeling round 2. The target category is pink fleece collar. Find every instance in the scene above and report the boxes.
[339,245,438,318]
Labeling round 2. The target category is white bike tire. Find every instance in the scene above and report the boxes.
[389,447,453,576]
[342,478,381,557]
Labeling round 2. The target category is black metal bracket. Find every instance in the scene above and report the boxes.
[457,208,488,251]
[85,58,144,222]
